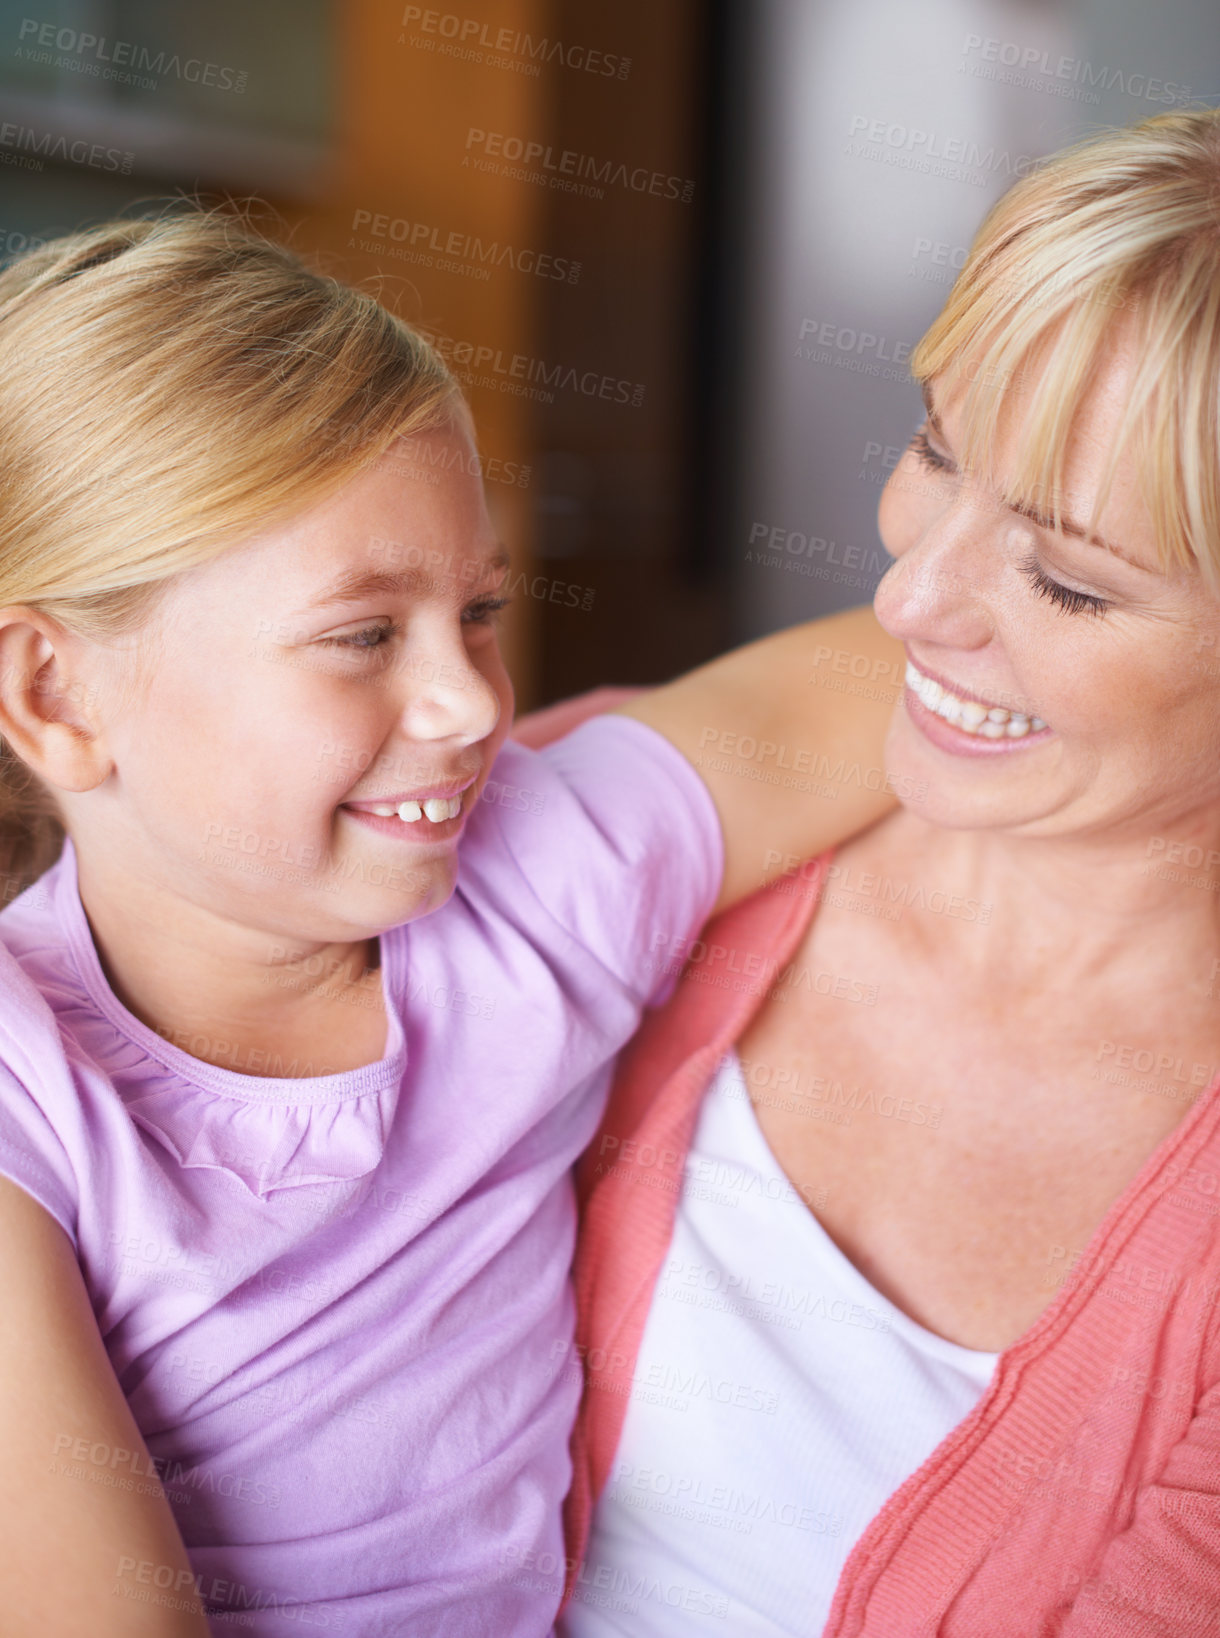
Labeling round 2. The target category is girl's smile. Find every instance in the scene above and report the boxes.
[28,415,516,1070]
[339,784,472,844]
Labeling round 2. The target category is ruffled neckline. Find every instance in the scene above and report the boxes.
[53,837,406,1198]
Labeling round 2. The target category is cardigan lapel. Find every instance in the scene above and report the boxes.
[561,855,835,1605]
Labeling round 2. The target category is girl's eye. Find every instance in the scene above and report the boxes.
[325,623,399,651]
[1017,551,1109,617]
[909,427,954,473]
[462,596,510,626]
[321,597,510,650]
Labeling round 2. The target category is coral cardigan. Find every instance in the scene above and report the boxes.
[513,691,1220,1637]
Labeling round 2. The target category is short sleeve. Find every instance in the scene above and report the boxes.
[469,714,724,1007]
[0,954,79,1244]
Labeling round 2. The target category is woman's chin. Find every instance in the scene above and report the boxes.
[883,712,1064,834]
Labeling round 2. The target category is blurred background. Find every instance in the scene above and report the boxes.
[0,0,1217,710]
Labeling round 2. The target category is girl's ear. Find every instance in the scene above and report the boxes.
[0,610,110,794]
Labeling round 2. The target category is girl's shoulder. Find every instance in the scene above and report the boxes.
[0,864,76,1055]
[0,851,105,1240]
[446,714,724,1007]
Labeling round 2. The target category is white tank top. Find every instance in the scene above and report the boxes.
[560,1051,999,1637]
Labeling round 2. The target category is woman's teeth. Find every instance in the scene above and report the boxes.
[906,661,1047,739]
[366,796,463,823]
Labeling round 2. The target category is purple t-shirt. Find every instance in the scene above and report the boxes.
[0,716,722,1637]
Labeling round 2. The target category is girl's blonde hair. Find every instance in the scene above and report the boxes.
[0,206,464,900]
[911,106,1220,594]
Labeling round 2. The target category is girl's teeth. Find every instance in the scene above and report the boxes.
[357,796,465,824]
[391,796,462,823]
[905,660,1048,739]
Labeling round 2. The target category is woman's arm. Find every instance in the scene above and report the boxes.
[0,1175,209,1636]
[616,603,905,913]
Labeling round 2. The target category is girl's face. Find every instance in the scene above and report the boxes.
[89,417,515,944]
[873,336,1220,844]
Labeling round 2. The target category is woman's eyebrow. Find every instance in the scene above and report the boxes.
[921,381,945,438]
[920,384,1146,571]
[1005,497,1144,569]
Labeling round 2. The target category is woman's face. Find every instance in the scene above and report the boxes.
[874,333,1220,843]
[80,416,515,944]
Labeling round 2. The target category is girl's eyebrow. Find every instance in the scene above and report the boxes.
[920,385,1145,571]
[301,547,511,611]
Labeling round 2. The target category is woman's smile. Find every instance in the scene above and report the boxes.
[903,653,1052,758]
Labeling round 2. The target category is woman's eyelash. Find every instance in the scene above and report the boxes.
[909,428,953,472]
[907,427,1110,618]
[1016,552,1109,617]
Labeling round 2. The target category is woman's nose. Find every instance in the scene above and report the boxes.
[874,495,996,642]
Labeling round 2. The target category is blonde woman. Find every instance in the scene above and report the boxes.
[558,109,1220,1636]
[0,217,901,1635]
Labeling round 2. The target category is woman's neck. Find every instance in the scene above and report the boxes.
[859,805,1220,998]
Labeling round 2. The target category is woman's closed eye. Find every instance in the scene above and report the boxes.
[1016,553,1109,617]
[909,427,953,474]
[906,426,1110,617]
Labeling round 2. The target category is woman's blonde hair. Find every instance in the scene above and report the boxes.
[0,205,464,899]
[911,106,1220,594]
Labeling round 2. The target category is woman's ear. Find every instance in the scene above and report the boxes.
[0,610,110,794]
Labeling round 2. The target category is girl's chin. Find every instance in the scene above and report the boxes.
[328,844,459,920]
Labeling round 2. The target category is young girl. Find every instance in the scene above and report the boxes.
[0,210,899,1635]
